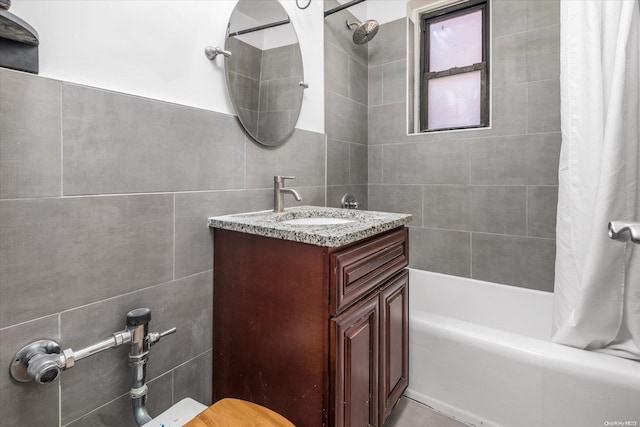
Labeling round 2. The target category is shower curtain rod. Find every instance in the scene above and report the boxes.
[228,18,290,37]
[324,0,366,18]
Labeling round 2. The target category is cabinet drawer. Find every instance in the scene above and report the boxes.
[330,228,408,315]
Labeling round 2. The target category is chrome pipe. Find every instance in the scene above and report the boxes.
[608,221,640,244]
[9,307,175,427]
[73,337,118,361]
[126,309,151,426]
[132,396,152,426]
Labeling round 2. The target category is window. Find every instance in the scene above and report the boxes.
[420,0,490,132]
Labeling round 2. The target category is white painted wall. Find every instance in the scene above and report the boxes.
[367,0,406,24]
[10,0,325,134]
[335,0,407,25]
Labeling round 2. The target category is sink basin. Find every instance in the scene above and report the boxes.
[281,217,356,226]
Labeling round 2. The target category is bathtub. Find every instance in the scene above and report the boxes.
[406,269,640,427]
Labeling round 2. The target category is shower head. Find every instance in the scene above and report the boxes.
[346,19,379,45]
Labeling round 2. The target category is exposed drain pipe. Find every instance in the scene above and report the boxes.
[127,308,153,426]
[126,308,177,426]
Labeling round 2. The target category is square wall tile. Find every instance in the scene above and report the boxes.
[60,271,213,424]
[423,185,526,235]
[261,44,303,81]
[528,186,558,238]
[245,129,326,188]
[490,84,528,136]
[326,90,368,144]
[469,133,561,185]
[492,33,527,87]
[174,189,272,279]
[368,185,422,225]
[348,56,368,106]
[325,42,349,98]
[526,25,560,83]
[528,79,560,134]
[409,227,471,278]
[369,65,383,107]
[327,139,350,186]
[255,110,298,145]
[527,0,560,30]
[0,69,61,199]
[472,233,555,291]
[368,145,383,184]
[369,102,411,145]
[64,373,173,427]
[0,194,173,328]
[383,60,407,105]
[492,0,527,38]
[173,351,213,406]
[226,37,262,81]
[350,143,367,185]
[62,84,245,195]
[369,18,407,67]
[383,140,469,185]
[264,77,302,112]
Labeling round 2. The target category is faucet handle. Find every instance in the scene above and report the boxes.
[274,175,296,183]
[148,327,177,347]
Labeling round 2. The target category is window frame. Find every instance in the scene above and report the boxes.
[419,0,490,132]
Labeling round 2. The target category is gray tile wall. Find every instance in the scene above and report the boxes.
[366,1,560,291]
[324,0,368,209]
[0,68,326,426]
[257,44,304,143]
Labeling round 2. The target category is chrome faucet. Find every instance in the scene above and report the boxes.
[274,175,301,212]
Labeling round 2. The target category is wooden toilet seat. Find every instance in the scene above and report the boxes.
[185,398,295,427]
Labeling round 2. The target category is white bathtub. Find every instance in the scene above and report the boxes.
[406,269,640,427]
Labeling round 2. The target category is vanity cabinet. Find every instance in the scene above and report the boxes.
[213,226,409,427]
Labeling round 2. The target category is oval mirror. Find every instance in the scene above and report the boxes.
[225,0,304,146]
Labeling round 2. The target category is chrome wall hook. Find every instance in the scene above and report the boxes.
[204,46,232,61]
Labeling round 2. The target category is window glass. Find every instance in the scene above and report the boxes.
[429,10,483,72]
[427,71,482,129]
[420,0,489,132]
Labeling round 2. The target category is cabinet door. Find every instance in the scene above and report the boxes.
[332,294,380,427]
[379,271,409,423]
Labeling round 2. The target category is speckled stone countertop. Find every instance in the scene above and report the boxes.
[208,206,412,247]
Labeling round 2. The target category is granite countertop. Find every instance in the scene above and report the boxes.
[207,206,412,247]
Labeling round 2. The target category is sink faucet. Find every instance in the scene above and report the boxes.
[274,176,301,212]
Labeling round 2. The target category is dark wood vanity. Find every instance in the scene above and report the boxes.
[212,226,409,427]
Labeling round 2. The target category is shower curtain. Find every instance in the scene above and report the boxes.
[553,0,640,360]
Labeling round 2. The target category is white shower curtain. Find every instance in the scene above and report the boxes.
[553,0,640,360]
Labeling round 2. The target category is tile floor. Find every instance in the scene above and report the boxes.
[385,397,470,427]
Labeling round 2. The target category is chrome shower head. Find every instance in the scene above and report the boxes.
[346,19,379,45]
